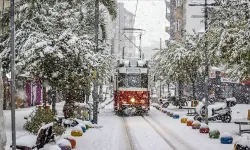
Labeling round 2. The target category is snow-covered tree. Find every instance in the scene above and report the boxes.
[196,0,250,80]
[0,59,7,149]
[0,0,117,115]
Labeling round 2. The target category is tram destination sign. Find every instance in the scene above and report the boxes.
[126,68,140,74]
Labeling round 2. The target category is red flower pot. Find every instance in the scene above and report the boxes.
[200,127,209,133]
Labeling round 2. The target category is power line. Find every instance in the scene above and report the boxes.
[133,0,139,25]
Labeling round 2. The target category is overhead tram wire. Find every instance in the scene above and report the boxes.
[133,0,139,25]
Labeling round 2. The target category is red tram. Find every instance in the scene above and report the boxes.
[113,59,150,115]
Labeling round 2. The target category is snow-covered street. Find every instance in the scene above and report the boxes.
[4,100,250,150]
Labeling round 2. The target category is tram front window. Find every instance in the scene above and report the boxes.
[127,74,141,88]
[118,73,147,88]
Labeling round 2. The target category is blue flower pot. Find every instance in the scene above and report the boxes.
[81,127,86,133]
[173,114,180,119]
[220,137,233,144]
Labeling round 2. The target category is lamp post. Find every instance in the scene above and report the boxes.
[10,0,16,148]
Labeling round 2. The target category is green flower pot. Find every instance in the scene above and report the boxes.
[209,130,220,139]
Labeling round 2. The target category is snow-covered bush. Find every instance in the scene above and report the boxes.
[23,109,65,136]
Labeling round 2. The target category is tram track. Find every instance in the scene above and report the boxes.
[142,116,178,150]
[122,117,137,150]
[122,115,178,150]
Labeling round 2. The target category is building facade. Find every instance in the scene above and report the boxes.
[165,0,186,43]
[112,3,135,59]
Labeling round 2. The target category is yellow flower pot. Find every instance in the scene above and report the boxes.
[181,118,188,123]
[71,130,83,137]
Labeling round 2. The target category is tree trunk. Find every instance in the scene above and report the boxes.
[178,80,182,101]
[192,79,196,100]
[0,60,7,149]
[51,87,56,113]
[99,84,103,102]
[42,85,46,107]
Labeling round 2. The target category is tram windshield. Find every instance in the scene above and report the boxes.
[118,73,148,88]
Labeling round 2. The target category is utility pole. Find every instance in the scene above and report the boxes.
[10,0,16,148]
[188,0,214,124]
[1,0,4,33]
[93,0,99,124]
[204,0,209,125]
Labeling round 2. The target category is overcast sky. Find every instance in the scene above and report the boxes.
[117,0,170,59]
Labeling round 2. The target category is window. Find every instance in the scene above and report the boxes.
[118,73,148,88]
[175,20,181,31]
[176,0,182,7]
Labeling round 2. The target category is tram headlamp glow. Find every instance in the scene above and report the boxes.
[131,98,135,103]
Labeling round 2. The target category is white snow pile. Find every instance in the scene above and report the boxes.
[162,108,168,112]
[16,135,37,148]
[151,103,159,107]
[138,60,147,67]
[63,119,72,125]
[48,145,61,150]
[209,128,220,132]
[40,122,53,129]
[200,123,209,128]
[77,123,86,129]
[173,112,179,115]
[151,94,158,98]
[61,134,75,140]
[72,126,83,132]
[82,120,93,126]
[192,120,200,125]
[56,139,72,147]
[221,132,232,138]
[226,97,236,102]
[123,60,129,67]
[187,118,194,121]
[181,115,188,119]
[236,134,250,147]
[92,124,103,128]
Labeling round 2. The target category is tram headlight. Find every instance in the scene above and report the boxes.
[131,98,135,103]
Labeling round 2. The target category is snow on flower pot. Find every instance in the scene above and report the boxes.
[180,116,188,123]
[209,129,220,139]
[234,135,250,150]
[220,132,233,144]
[77,123,86,133]
[162,108,168,113]
[65,138,76,148]
[57,139,72,150]
[48,145,62,150]
[192,121,201,129]
[83,120,93,128]
[187,118,194,126]
[71,126,83,137]
[173,113,180,119]
[199,123,209,133]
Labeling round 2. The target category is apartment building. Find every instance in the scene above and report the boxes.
[110,3,135,59]
[165,0,186,43]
